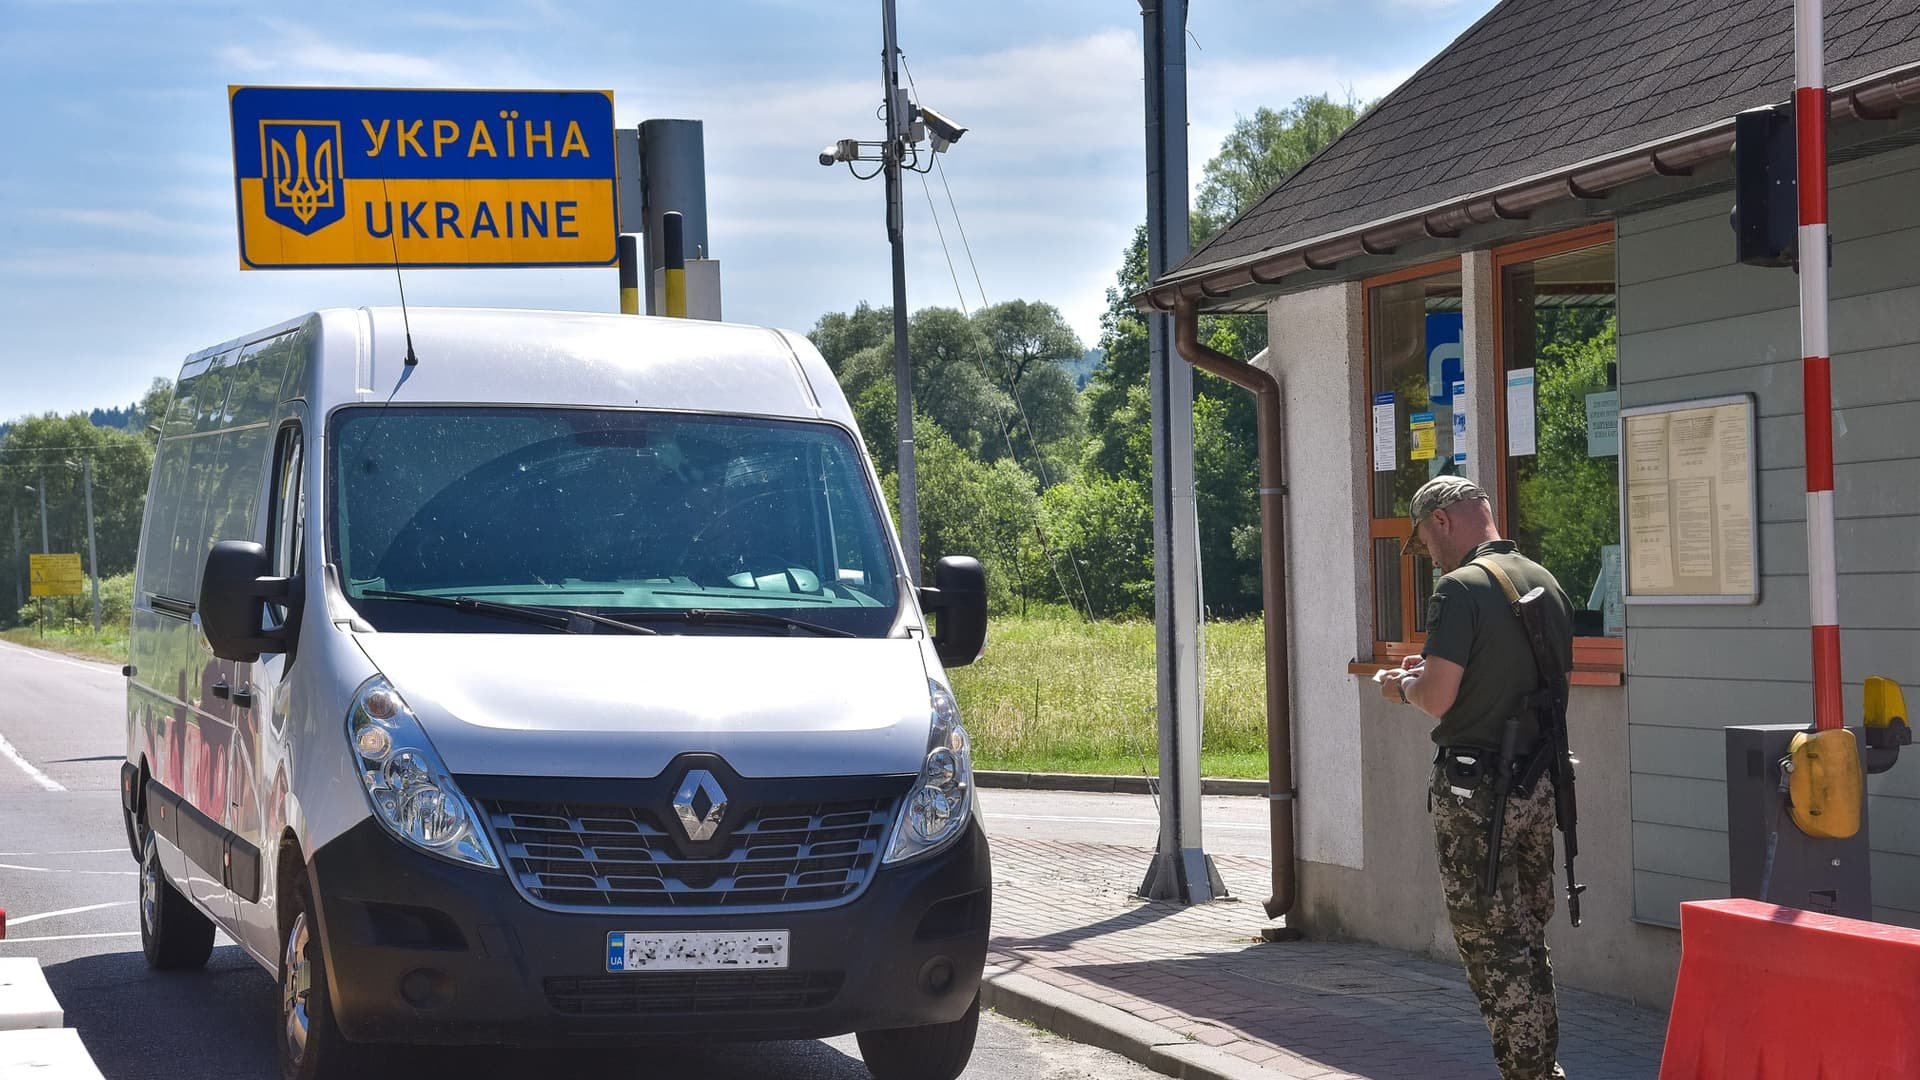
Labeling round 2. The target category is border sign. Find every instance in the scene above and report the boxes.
[29,554,84,598]
[229,86,617,269]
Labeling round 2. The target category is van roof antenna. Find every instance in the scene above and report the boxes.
[379,173,419,369]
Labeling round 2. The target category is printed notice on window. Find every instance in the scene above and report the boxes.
[1506,368,1536,457]
[1373,393,1397,472]
[1620,396,1758,603]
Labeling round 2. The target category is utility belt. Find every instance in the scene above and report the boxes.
[1435,737,1548,799]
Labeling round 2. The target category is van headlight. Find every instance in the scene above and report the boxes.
[346,676,500,871]
[884,680,974,864]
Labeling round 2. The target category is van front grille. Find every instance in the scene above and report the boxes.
[483,796,894,910]
[545,971,843,1015]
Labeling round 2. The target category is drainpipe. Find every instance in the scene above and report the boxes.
[1171,298,1296,920]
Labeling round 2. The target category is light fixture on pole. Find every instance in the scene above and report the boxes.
[818,0,970,586]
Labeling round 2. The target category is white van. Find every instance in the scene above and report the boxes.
[122,308,990,1080]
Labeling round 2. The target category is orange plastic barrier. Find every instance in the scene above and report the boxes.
[1660,898,1920,1079]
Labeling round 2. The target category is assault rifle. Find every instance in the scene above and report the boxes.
[1471,558,1587,927]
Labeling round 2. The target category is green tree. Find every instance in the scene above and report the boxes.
[1514,315,1619,604]
[1192,93,1367,242]
[0,414,155,625]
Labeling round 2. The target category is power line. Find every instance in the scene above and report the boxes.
[932,153,989,312]
[916,171,970,315]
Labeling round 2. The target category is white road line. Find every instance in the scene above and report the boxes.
[0,731,65,792]
[0,931,140,944]
[6,901,134,927]
[0,639,118,673]
[990,812,1266,832]
[0,849,124,857]
[0,863,136,877]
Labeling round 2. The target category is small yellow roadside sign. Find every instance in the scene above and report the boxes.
[29,553,85,598]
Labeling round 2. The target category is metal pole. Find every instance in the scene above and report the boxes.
[882,0,921,584]
[1795,0,1841,731]
[1136,0,1218,905]
[618,235,641,315]
[35,469,49,637]
[10,506,19,613]
[35,470,49,553]
[663,212,688,319]
[82,456,101,635]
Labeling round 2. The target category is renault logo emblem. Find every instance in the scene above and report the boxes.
[673,770,728,843]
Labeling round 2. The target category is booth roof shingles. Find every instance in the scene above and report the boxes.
[1169,0,1920,282]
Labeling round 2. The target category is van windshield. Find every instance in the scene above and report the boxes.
[329,406,903,637]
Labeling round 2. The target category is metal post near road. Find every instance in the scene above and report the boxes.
[1794,0,1842,732]
[10,506,19,612]
[1137,0,1220,905]
[35,470,49,555]
[882,0,921,585]
[82,456,101,635]
[618,234,641,315]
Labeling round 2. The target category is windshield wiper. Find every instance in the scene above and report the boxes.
[620,608,855,638]
[358,590,657,635]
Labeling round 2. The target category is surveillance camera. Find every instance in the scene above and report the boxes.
[819,145,839,167]
[916,105,968,152]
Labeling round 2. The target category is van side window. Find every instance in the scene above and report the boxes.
[267,424,305,623]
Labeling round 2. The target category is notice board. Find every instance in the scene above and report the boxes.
[1619,394,1758,604]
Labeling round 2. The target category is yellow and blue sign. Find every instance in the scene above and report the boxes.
[229,86,617,269]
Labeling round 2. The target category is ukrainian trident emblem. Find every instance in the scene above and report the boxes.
[259,120,344,235]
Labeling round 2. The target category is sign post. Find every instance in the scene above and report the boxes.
[228,87,618,269]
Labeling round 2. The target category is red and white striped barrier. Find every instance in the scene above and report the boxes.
[1795,0,1843,732]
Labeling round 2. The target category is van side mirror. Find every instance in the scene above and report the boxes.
[200,540,300,663]
[919,556,987,668]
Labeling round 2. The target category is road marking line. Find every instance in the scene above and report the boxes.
[990,812,1266,832]
[0,849,125,857]
[0,731,65,792]
[0,639,117,673]
[0,931,141,944]
[6,901,134,927]
[0,863,137,876]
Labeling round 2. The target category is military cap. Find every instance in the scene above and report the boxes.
[1402,475,1490,557]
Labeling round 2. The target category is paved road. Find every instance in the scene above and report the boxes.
[0,640,1193,1079]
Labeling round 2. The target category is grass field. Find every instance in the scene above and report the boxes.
[952,609,1270,779]
[2,626,128,665]
[2,612,1274,779]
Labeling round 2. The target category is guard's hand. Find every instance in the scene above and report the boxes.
[1376,669,1407,703]
[1401,655,1426,672]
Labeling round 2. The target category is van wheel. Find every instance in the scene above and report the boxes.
[856,993,980,1080]
[279,873,365,1080]
[139,829,215,970]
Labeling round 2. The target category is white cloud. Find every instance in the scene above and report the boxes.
[221,19,453,82]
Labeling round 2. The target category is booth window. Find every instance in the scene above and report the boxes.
[1365,261,1462,655]
[1498,229,1624,657]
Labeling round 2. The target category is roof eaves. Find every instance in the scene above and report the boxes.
[1136,59,1920,313]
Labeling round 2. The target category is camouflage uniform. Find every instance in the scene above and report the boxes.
[1403,477,1573,1080]
[1431,768,1565,1080]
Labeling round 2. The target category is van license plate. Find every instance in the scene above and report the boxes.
[607,930,790,972]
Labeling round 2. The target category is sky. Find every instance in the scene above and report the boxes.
[0,0,1496,419]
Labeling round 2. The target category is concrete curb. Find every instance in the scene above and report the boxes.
[975,771,1267,797]
[981,965,1302,1080]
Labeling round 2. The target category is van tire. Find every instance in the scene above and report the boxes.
[278,872,366,1080]
[139,829,215,970]
[855,993,980,1080]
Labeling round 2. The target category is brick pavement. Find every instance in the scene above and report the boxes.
[985,836,1667,1079]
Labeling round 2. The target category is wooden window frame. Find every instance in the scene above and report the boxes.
[1492,222,1623,683]
[1361,255,1461,666]
[1353,224,1624,685]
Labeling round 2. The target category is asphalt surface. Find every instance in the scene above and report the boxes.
[0,639,1219,1079]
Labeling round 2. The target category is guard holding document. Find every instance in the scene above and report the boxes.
[1375,475,1581,1080]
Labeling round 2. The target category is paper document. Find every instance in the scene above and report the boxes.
[1506,369,1536,457]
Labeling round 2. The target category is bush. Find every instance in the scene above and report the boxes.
[15,571,134,631]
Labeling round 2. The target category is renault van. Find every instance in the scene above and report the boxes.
[122,308,990,1080]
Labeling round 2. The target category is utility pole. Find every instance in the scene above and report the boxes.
[1137,0,1221,904]
[881,0,921,584]
[81,457,101,634]
[10,506,19,612]
[35,470,49,554]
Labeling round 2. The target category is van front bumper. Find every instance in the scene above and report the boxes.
[305,815,991,1046]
